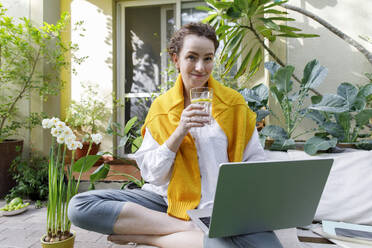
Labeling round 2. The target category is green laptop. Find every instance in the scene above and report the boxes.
[187,158,333,238]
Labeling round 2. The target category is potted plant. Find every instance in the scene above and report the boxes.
[259,59,328,152]
[40,117,102,247]
[88,116,145,190]
[65,82,110,160]
[0,5,82,197]
[305,81,372,154]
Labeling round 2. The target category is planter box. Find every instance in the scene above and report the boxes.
[265,148,372,225]
[0,140,23,198]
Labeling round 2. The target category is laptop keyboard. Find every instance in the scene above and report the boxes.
[200,217,211,228]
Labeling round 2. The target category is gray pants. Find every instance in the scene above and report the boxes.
[68,189,283,248]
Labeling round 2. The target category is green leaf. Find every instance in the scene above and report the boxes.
[264,61,281,77]
[295,33,319,38]
[355,109,372,127]
[214,1,233,9]
[337,82,358,106]
[258,9,288,15]
[119,136,129,148]
[72,155,101,173]
[301,59,328,89]
[226,6,242,19]
[305,109,326,125]
[270,85,284,102]
[311,95,322,104]
[196,6,213,12]
[278,25,301,32]
[352,98,366,112]
[247,0,260,17]
[273,65,294,94]
[90,164,110,184]
[309,94,349,113]
[203,13,217,23]
[248,48,263,76]
[235,47,253,78]
[270,139,295,151]
[337,112,351,134]
[256,25,275,42]
[304,137,337,155]
[124,116,138,135]
[265,17,295,21]
[323,122,345,140]
[355,140,372,150]
[259,18,280,31]
[263,0,288,9]
[240,83,268,107]
[256,109,270,122]
[357,83,372,99]
[261,125,289,140]
[131,136,143,153]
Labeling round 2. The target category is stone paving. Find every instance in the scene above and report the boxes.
[0,200,155,248]
[0,197,339,248]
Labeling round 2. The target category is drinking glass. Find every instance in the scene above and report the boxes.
[190,87,213,124]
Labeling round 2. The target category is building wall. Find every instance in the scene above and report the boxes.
[2,0,61,156]
[70,0,113,152]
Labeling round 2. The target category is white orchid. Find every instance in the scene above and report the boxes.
[65,135,76,146]
[55,120,66,130]
[51,127,61,137]
[56,135,66,144]
[62,126,73,137]
[42,119,50,129]
[67,140,81,150]
[42,118,55,129]
[91,133,102,144]
[76,141,83,149]
[50,117,60,127]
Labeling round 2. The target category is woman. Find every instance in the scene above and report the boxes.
[68,22,283,248]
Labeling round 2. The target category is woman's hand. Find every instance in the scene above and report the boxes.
[166,104,210,153]
[179,104,210,134]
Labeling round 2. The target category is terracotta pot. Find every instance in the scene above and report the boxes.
[41,230,76,248]
[0,139,23,198]
[75,142,100,160]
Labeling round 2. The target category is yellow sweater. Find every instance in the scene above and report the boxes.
[141,75,256,220]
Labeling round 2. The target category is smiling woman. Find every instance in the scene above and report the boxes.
[68,22,282,248]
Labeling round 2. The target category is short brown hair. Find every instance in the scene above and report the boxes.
[168,22,219,57]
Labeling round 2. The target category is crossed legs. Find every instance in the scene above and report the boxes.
[109,201,204,248]
[68,188,203,248]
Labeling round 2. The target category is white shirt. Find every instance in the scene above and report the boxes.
[134,119,265,209]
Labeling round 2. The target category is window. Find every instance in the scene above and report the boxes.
[117,0,207,155]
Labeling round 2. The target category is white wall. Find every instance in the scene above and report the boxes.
[71,0,113,152]
[2,0,61,156]
[287,0,372,90]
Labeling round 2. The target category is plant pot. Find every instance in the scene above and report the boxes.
[0,139,23,198]
[41,230,76,248]
[75,142,100,160]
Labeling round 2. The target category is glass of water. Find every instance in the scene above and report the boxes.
[190,87,213,124]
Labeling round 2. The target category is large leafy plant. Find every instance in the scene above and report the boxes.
[305,82,372,154]
[202,0,318,79]
[89,116,145,190]
[260,59,328,151]
[0,5,82,142]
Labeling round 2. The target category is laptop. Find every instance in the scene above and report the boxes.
[187,158,333,238]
